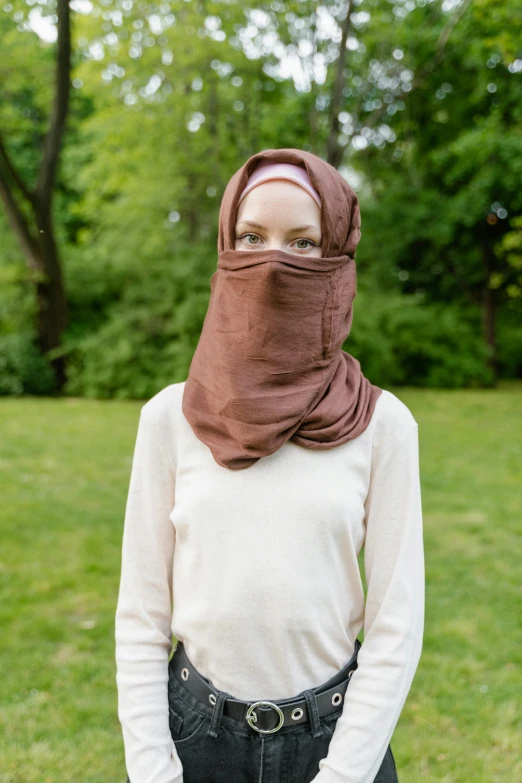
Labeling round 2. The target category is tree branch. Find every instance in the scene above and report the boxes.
[35,0,71,202]
[327,0,354,168]
[0,165,40,269]
[0,132,35,205]
[435,0,473,66]
[412,0,474,88]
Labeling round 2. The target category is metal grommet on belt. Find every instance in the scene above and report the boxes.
[332,692,342,706]
[347,669,354,679]
[209,693,216,705]
[181,667,189,681]
[291,707,303,720]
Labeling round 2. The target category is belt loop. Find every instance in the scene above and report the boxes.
[302,689,324,738]
[207,689,231,738]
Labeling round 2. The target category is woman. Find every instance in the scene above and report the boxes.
[115,148,425,783]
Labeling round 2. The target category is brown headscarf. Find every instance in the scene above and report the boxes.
[182,148,382,470]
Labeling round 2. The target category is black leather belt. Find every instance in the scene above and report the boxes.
[168,639,361,735]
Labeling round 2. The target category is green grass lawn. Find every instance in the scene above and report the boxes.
[0,382,521,782]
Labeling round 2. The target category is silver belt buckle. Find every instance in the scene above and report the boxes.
[246,700,285,734]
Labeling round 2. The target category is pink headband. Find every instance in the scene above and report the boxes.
[238,161,321,209]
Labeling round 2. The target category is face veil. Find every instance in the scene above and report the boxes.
[182,147,383,471]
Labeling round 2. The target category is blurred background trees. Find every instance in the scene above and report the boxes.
[1,0,521,397]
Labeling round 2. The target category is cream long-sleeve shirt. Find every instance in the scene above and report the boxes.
[115,380,424,783]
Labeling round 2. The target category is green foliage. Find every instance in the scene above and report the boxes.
[0,4,56,189]
[349,290,493,389]
[355,0,522,316]
[0,241,56,395]
[496,307,522,377]
[495,214,522,304]
[60,243,216,398]
[0,331,55,395]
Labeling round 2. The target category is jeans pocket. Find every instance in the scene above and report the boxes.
[321,721,335,738]
[168,682,210,748]
[320,709,342,738]
[168,703,184,740]
[172,710,209,747]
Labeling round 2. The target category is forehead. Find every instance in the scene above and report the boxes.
[235,181,322,230]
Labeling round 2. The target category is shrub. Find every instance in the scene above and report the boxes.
[347,290,494,388]
[0,332,56,396]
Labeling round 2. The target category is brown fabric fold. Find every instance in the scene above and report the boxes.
[182,148,382,470]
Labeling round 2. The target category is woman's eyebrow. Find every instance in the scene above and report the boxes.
[236,219,320,234]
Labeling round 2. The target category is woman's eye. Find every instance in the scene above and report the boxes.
[235,233,260,245]
[235,234,316,251]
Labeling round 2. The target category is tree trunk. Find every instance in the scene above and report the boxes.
[0,0,71,392]
[34,198,69,390]
[481,238,498,383]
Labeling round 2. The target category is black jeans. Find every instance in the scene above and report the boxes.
[126,657,399,783]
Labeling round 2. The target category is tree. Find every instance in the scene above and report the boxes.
[0,0,71,390]
[351,0,522,380]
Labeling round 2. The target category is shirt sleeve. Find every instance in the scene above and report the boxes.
[312,423,425,783]
[115,405,183,783]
